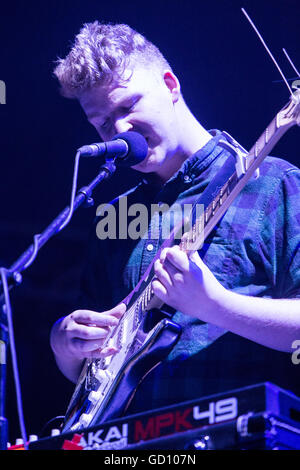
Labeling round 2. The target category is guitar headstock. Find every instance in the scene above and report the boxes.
[277,89,300,128]
[292,88,300,126]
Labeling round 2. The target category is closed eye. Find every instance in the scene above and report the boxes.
[91,95,142,134]
[120,95,141,113]
[99,103,135,129]
[119,100,138,116]
[100,119,110,130]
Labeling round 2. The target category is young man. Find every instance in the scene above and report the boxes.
[50,22,300,413]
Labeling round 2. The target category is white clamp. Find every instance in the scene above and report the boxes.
[219,131,260,180]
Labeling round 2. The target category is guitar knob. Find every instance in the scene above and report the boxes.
[88,390,102,405]
[95,369,106,381]
[79,413,92,428]
[95,368,111,382]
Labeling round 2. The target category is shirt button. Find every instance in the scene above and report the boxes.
[184,175,192,183]
[146,243,154,252]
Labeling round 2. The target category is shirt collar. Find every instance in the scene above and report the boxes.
[141,129,225,188]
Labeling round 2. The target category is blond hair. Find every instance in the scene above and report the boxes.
[53,21,172,99]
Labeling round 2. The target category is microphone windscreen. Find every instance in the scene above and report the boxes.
[112,131,148,167]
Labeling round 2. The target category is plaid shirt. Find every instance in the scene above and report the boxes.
[79,129,300,411]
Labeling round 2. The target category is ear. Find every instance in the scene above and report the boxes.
[163,70,181,103]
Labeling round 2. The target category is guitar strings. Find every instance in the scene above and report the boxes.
[92,280,154,372]
[241,8,293,96]
[282,49,300,79]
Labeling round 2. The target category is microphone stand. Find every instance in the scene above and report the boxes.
[0,158,117,450]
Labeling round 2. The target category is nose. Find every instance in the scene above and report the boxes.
[114,116,133,135]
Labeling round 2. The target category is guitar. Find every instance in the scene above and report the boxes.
[61,89,300,433]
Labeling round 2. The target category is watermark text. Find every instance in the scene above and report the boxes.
[0,80,6,104]
[291,340,300,365]
[96,197,204,249]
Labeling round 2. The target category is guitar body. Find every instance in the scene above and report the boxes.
[62,308,181,432]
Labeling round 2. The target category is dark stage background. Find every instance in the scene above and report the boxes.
[0,0,299,444]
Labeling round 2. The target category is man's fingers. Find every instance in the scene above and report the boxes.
[161,246,189,272]
[71,338,119,359]
[98,346,119,358]
[70,304,126,327]
[61,303,127,360]
[152,278,168,300]
[71,336,106,353]
[109,303,127,319]
[154,259,173,288]
[69,323,111,340]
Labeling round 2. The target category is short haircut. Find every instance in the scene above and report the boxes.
[53,21,172,99]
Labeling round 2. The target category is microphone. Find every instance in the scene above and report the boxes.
[78,131,148,167]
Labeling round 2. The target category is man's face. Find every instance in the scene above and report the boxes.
[79,65,182,179]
